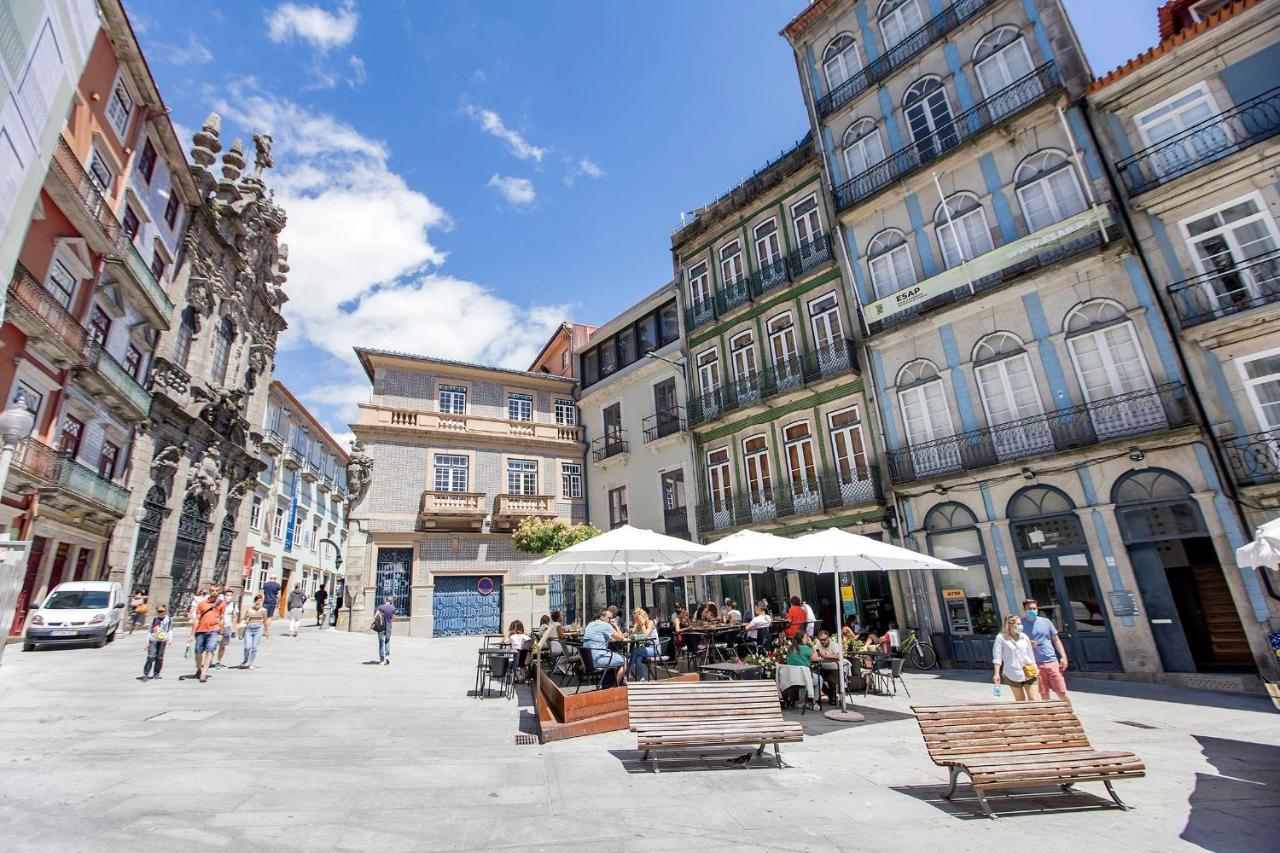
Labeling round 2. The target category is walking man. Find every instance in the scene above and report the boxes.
[286,584,306,637]
[1021,598,1069,701]
[215,591,239,668]
[192,588,225,683]
[314,585,328,626]
[374,596,396,665]
[262,575,281,618]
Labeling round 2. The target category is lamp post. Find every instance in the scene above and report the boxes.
[0,392,37,500]
[318,537,342,630]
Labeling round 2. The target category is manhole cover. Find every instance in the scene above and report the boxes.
[1115,720,1156,730]
[147,710,218,722]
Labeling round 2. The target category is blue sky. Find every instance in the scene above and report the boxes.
[126,0,1162,445]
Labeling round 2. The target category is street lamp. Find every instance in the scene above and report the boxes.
[0,392,37,499]
[318,537,343,629]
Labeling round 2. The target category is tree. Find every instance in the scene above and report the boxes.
[512,516,601,557]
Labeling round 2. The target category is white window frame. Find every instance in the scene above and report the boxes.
[822,32,863,92]
[561,462,583,499]
[741,434,772,506]
[719,239,745,285]
[438,384,467,415]
[105,72,134,140]
[973,28,1035,100]
[1014,150,1088,233]
[1176,191,1280,305]
[828,406,868,480]
[807,292,845,352]
[1134,82,1222,151]
[868,230,918,298]
[687,261,711,308]
[249,495,263,531]
[1236,345,1280,432]
[729,331,758,384]
[782,420,818,494]
[790,194,824,248]
[903,77,955,145]
[934,194,995,270]
[878,0,925,51]
[753,217,782,268]
[506,458,538,495]
[507,392,533,422]
[433,454,469,492]
[705,447,733,512]
[842,119,886,180]
[554,398,577,426]
[696,348,721,397]
[767,311,798,371]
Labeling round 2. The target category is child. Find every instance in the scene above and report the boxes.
[142,604,173,680]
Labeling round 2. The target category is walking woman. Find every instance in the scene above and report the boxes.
[992,614,1041,701]
[141,604,172,680]
[240,594,270,669]
[286,584,307,637]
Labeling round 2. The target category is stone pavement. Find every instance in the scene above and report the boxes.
[0,624,1276,852]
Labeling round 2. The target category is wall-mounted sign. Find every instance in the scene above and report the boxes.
[942,588,966,601]
[1107,590,1138,618]
[477,576,495,596]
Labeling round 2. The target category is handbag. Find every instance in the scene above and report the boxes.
[1022,662,1040,679]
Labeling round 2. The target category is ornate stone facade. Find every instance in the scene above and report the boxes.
[108,113,289,616]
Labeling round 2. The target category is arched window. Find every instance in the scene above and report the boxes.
[174,307,197,369]
[1008,484,1074,518]
[868,228,918,298]
[926,502,998,636]
[897,359,958,475]
[878,0,924,50]
[971,332,1050,459]
[842,118,885,179]
[822,32,862,91]
[933,192,994,269]
[903,76,957,156]
[1014,150,1087,232]
[1063,300,1159,437]
[211,316,235,386]
[1112,469,1208,544]
[1007,485,1086,551]
[741,434,774,511]
[973,26,1035,98]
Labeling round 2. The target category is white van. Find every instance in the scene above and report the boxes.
[23,581,126,650]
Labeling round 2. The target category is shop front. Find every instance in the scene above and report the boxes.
[925,503,999,668]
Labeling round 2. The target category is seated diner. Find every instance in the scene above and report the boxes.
[583,607,628,686]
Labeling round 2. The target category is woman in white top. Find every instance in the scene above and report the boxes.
[992,614,1041,701]
[628,608,660,681]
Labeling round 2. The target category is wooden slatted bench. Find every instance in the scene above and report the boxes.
[912,700,1145,819]
[628,680,804,772]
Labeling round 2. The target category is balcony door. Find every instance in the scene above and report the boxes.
[973,27,1037,119]
[653,378,678,437]
[828,407,871,503]
[1135,83,1228,181]
[767,313,801,391]
[603,403,622,442]
[706,448,733,529]
[1181,194,1280,314]
[730,332,759,404]
[903,77,958,162]
[808,293,847,374]
[973,334,1052,461]
[660,469,687,536]
[898,362,960,477]
[742,435,774,521]
[783,422,821,515]
[1065,302,1163,440]
[1235,349,1280,484]
[696,349,721,418]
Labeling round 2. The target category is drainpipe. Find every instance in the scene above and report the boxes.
[1075,100,1259,551]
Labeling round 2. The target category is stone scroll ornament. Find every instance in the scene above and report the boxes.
[345,439,373,512]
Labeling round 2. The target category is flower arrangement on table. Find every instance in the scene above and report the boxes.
[746,633,794,678]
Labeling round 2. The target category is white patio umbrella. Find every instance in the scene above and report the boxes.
[517,525,717,623]
[715,527,963,722]
[662,528,794,614]
[1236,517,1280,572]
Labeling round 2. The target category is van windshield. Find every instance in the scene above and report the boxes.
[43,590,110,609]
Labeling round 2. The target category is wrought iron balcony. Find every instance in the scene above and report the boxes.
[642,407,686,443]
[1222,430,1280,487]
[261,429,284,454]
[885,383,1195,484]
[1116,85,1280,197]
[11,439,128,518]
[103,240,175,329]
[591,432,629,463]
[749,256,791,300]
[694,466,883,533]
[684,237,837,333]
[787,233,834,280]
[833,63,1060,213]
[1167,248,1280,327]
[663,505,690,537]
[75,341,151,422]
[45,136,120,254]
[714,275,751,317]
[5,263,87,367]
[687,339,859,426]
[815,0,997,118]
[684,298,717,332]
[284,446,304,469]
[866,205,1117,336]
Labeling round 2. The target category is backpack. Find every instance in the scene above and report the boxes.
[371,610,385,633]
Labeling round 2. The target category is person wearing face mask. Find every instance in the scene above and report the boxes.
[1020,598,1069,701]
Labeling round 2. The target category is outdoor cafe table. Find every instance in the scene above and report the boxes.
[699,661,764,680]
[474,647,517,697]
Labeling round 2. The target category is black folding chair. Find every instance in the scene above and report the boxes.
[567,646,620,694]
[875,656,910,697]
[485,652,516,699]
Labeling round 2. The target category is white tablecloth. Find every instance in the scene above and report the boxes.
[776,664,819,701]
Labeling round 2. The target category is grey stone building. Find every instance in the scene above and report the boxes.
[108,117,289,616]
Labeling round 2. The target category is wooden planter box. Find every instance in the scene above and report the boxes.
[534,663,700,742]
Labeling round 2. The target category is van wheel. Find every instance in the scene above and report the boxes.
[22,642,34,652]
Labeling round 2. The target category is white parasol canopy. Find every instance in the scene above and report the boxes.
[1236,517,1280,572]
[661,529,797,615]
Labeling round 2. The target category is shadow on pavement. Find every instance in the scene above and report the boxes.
[891,782,1122,820]
[608,747,785,774]
[1181,736,1280,852]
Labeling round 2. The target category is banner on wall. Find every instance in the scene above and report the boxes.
[283,471,300,552]
[242,546,255,580]
[863,204,1112,323]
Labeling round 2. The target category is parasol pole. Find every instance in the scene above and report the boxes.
[825,555,864,723]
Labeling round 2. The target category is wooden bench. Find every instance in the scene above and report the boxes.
[628,680,804,772]
[912,700,1145,819]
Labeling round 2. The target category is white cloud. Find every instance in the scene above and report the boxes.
[305,53,367,90]
[155,32,212,66]
[463,105,546,162]
[486,174,536,206]
[212,83,566,423]
[564,155,604,185]
[577,157,603,178]
[266,2,358,50]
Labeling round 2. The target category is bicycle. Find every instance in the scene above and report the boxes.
[898,628,938,671]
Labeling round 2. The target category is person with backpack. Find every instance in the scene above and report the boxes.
[286,584,307,637]
[372,596,396,665]
[314,585,328,626]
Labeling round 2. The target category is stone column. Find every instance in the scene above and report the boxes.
[146,455,192,612]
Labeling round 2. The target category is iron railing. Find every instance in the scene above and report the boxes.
[6,262,88,358]
[833,63,1060,213]
[663,505,691,537]
[694,466,883,533]
[110,240,175,321]
[788,233,834,279]
[1116,85,1280,196]
[262,429,285,451]
[48,136,120,245]
[684,298,717,332]
[285,446,304,467]
[885,383,1195,484]
[683,235,836,332]
[1167,248,1280,327]
[815,0,997,118]
[82,341,151,417]
[687,339,859,426]
[11,439,128,516]
[1222,431,1280,487]
[749,255,791,300]
[866,205,1117,336]
[715,274,751,317]
[642,407,686,443]
[591,432,629,463]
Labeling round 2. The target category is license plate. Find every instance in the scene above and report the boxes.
[50,630,77,637]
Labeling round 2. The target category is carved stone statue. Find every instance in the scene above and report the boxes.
[193,386,247,445]
[345,439,374,512]
[186,446,222,508]
[151,441,189,493]
[253,133,274,175]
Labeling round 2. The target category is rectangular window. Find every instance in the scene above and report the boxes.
[603,403,622,438]
[149,252,166,282]
[250,496,263,530]
[45,258,77,308]
[617,326,636,368]
[507,392,533,422]
[561,462,582,499]
[124,344,142,378]
[87,150,113,194]
[1238,349,1280,432]
[164,192,180,227]
[582,349,599,386]
[13,381,44,423]
[137,139,157,183]
[608,486,628,529]
[507,459,538,495]
[106,78,133,137]
[554,399,577,425]
[433,454,469,492]
[88,306,111,347]
[438,384,467,414]
[58,415,84,457]
[97,441,119,479]
[636,313,657,355]
[121,206,140,243]
[658,300,680,344]
[259,453,274,485]
[600,339,617,376]
[273,507,286,539]
[687,261,712,308]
